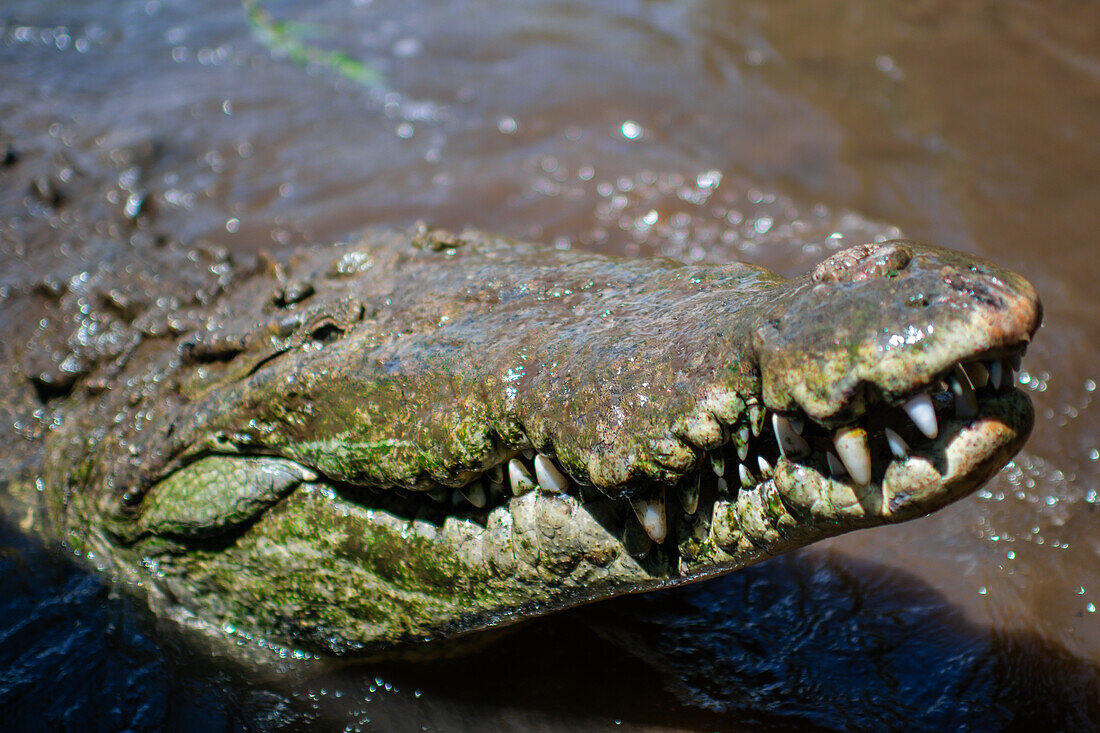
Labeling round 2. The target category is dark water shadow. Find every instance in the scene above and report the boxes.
[375,550,1100,732]
[3,514,1098,732]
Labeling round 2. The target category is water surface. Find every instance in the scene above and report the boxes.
[2,0,1098,729]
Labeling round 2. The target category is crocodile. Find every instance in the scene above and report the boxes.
[0,225,1040,656]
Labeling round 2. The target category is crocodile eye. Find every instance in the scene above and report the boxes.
[310,323,344,344]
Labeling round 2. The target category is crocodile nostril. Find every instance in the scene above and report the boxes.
[812,241,913,284]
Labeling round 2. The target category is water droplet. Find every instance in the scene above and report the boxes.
[620,120,643,140]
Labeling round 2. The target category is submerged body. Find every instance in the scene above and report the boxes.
[0,226,1040,655]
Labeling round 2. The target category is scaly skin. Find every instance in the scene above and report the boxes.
[0,226,1040,656]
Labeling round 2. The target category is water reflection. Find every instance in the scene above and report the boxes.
[5,524,1098,731]
[2,0,1100,729]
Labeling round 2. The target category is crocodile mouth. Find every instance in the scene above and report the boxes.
[333,344,1031,561]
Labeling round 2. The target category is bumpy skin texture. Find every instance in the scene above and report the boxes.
[0,227,1041,655]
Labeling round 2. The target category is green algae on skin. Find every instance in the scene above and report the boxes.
[0,226,1041,656]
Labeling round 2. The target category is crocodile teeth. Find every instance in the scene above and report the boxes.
[826,451,847,477]
[773,414,810,458]
[989,360,1004,389]
[630,489,667,544]
[534,454,568,493]
[749,404,765,436]
[757,455,773,478]
[489,463,504,484]
[508,458,536,496]
[884,427,909,459]
[833,426,872,486]
[903,393,938,439]
[962,362,989,388]
[738,462,755,488]
[711,453,725,477]
[679,474,700,515]
[460,480,487,508]
[736,425,751,461]
[951,365,978,418]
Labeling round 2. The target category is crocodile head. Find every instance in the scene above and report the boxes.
[41,230,1039,656]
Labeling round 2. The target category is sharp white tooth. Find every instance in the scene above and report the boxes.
[1009,353,1022,370]
[1003,358,1017,386]
[716,477,729,495]
[508,458,536,495]
[460,480,487,508]
[534,454,569,493]
[738,462,754,488]
[737,425,751,461]
[757,455,773,477]
[951,366,978,418]
[833,426,872,486]
[773,414,810,458]
[989,360,1004,390]
[489,464,504,484]
[711,453,725,477]
[826,451,847,477]
[884,427,909,459]
[750,404,765,436]
[630,489,667,544]
[679,475,700,515]
[962,362,989,388]
[902,393,938,439]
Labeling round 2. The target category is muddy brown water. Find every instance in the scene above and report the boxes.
[2,0,1099,730]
